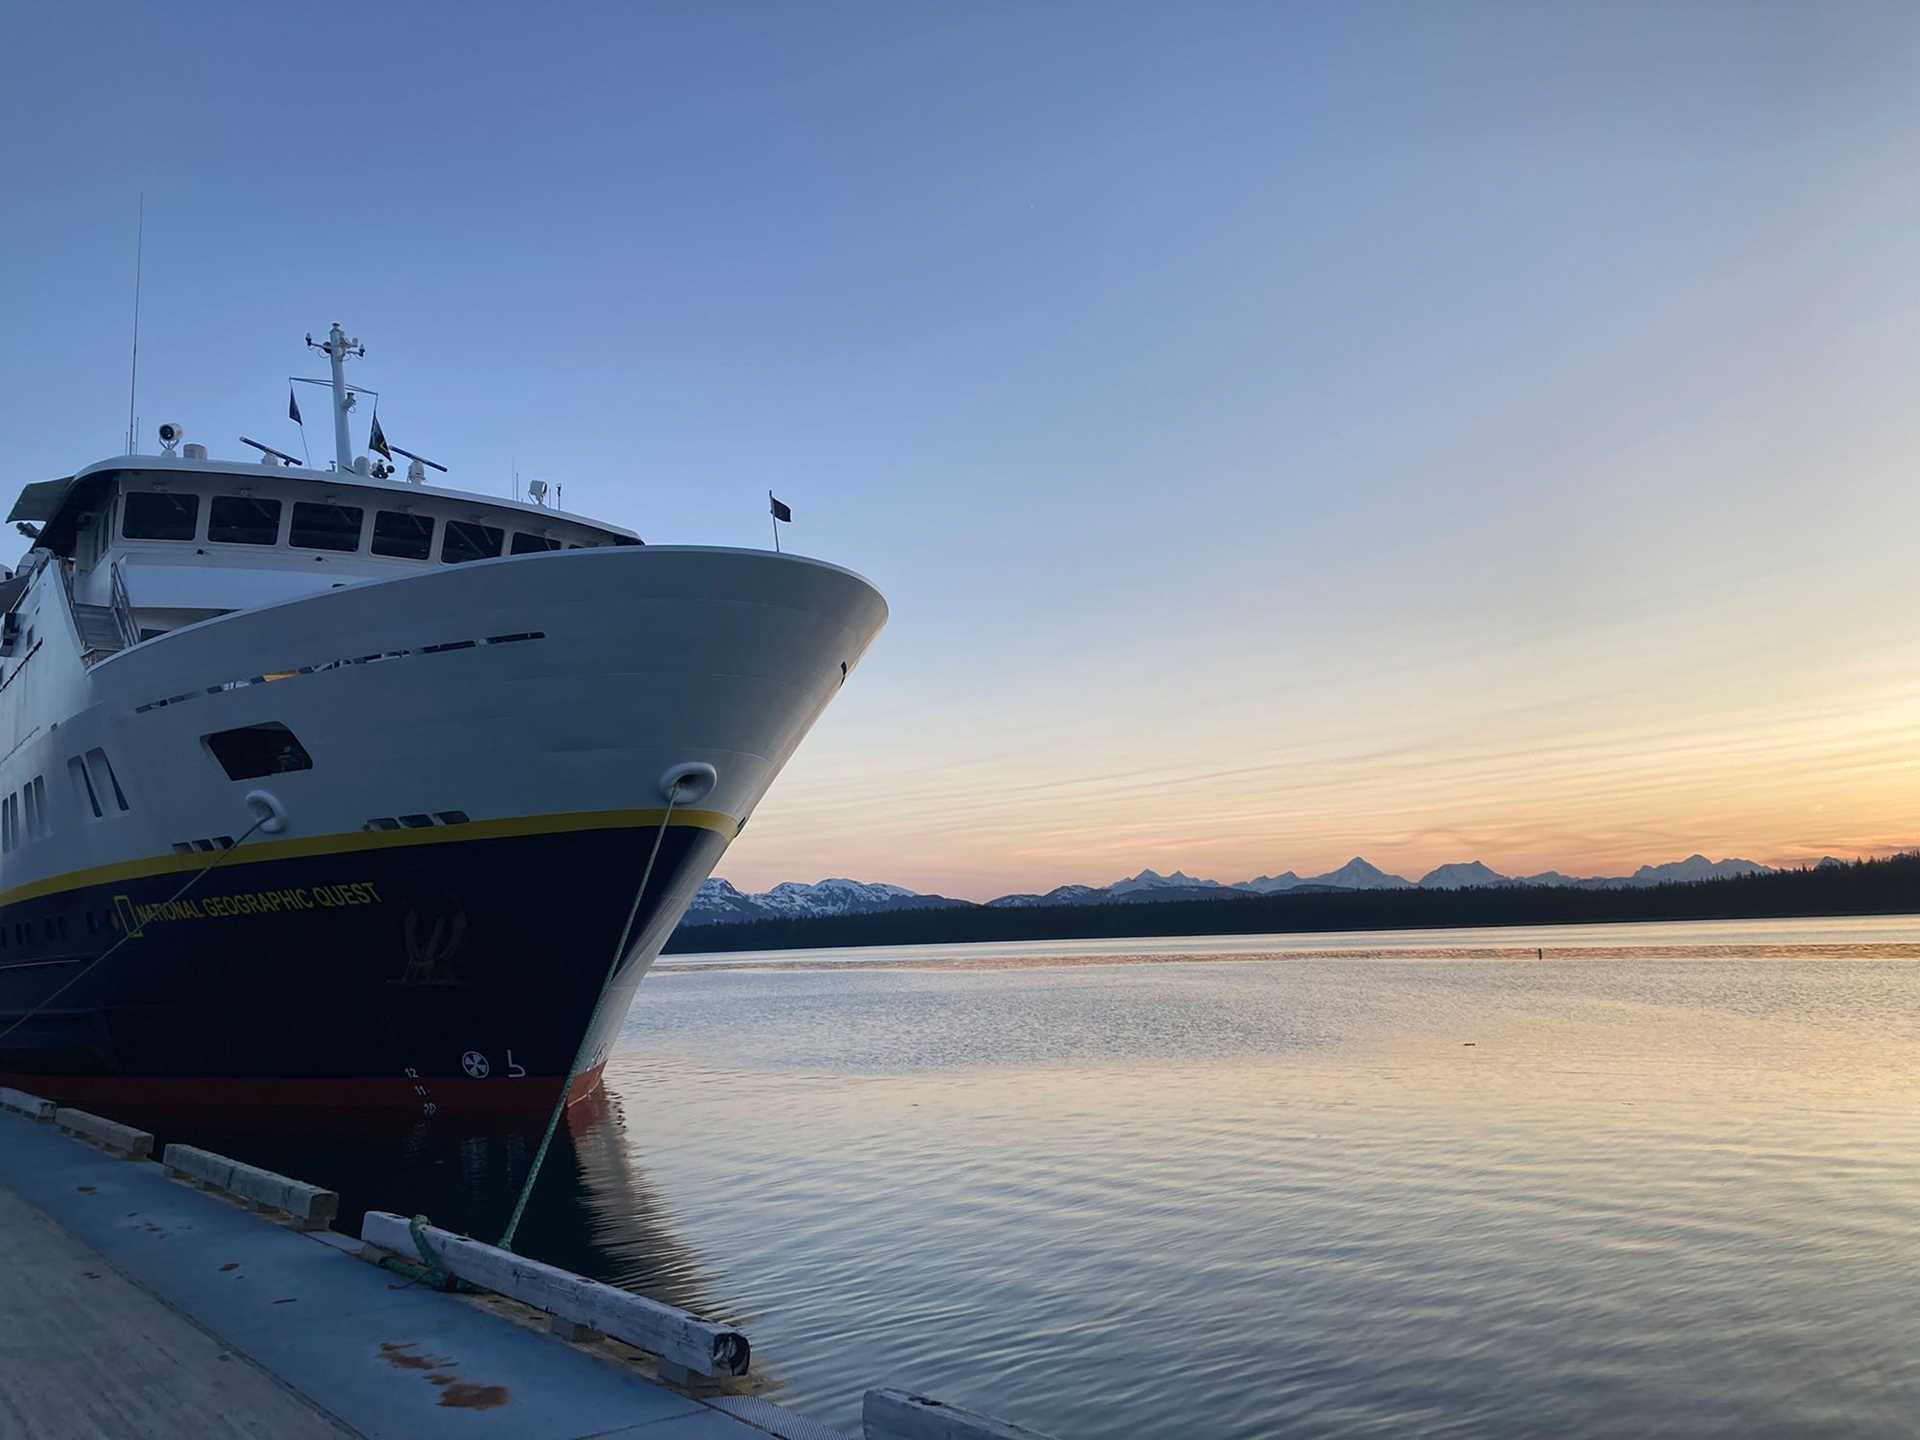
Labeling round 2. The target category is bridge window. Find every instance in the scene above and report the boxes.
[442,521,503,565]
[511,532,563,555]
[123,492,200,541]
[208,496,283,546]
[202,722,313,781]
[290,502,364,553]
[373,510,435,560]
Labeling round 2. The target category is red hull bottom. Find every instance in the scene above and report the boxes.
[0,1062,607,1115]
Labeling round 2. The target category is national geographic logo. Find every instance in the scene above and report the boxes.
[114,882,384,939]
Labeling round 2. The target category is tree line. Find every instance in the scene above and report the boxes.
[663,853,1920,954]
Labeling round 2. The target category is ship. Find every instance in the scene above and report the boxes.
[0,325,886,1114]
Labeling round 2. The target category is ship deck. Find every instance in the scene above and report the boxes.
[0,1107,839,1440]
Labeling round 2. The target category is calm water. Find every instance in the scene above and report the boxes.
[183,916,1920,1437]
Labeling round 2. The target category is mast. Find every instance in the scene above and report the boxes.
[306,323,363,471]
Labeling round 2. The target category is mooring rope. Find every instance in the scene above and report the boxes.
[497,793,680,1251]
[0,812,271,1049]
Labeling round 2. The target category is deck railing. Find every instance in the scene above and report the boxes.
[108,558,140,650]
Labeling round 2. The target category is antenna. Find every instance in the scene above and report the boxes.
[125,193,144,454]
[305,323,364,472]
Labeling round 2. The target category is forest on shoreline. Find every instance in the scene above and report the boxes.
[663,852,1920,954]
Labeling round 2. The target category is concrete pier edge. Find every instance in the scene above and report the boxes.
[0,1091,1060,1439]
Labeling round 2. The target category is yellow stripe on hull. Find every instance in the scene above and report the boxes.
[0,807,739,910]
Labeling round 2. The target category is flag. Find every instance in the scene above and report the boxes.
[368,411,392,460]
[288,387,302,426]
[769,494,792,523]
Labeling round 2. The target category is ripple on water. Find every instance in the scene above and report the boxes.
[154,919,1920,1439]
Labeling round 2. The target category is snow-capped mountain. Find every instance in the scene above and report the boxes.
[1623,854,1770,886]
[1428,855,1777,890]
[990,875,1244,906]
[1418,860,1510,890]
[683,877,971,925]
[993,859,1417,906]
[756,879,926,918]
[1238,871,1303,894]
[1513,870,1583,887]
[990,869,1242,909]
[986,884,1104,909]
[685,878,773,924]
[687,854,1785,926]
[1298,857,1414,890]
[1107,868,1224,895]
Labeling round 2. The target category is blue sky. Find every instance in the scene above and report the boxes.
[6,3,1919,897]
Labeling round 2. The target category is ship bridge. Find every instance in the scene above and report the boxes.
[9,455,639,644]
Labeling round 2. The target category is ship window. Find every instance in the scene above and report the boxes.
[68,756,103,819]
[24,776,47,840]
[123,492,200,541]
[86,749,130,813]
[202,722,313,782]
[208,496,283,546]
[290,501,364,553]
[372,510,435,560]
[398,813,434,829]
[441,521,503,565]
[510,532,563,555]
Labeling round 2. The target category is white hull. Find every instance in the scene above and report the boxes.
[0,543,885,1106]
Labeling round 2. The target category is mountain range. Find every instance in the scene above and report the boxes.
[683,853,1783,926]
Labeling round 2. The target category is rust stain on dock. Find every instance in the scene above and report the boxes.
[378,1340,447,1371]
[438,1382,511,1409]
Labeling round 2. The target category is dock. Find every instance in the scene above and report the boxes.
[0,1099,1050,1440]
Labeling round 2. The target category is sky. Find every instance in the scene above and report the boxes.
[4,3,1919,899]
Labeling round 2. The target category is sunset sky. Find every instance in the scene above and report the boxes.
[5,3,1918,898]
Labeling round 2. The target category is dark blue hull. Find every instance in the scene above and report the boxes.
[0,816,726,1112]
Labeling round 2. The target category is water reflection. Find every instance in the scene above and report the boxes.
[143,1085,726,1327]
[109,916,1920,1438]
[523,1088,721,1321]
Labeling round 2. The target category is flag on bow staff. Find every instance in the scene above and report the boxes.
[769,492,792,552]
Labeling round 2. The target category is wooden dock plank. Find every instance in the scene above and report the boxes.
[0,1110,790,1440]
